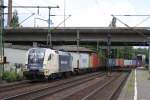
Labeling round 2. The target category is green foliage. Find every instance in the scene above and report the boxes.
[123,46,135,59]
[10,10,19,28]
[134,48,148,60]
[116,46,135,59]
[2,72,22,82]
[83,45,148,61]
[117,48,124,58]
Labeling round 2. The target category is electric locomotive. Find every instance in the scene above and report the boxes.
[23,48,72,80]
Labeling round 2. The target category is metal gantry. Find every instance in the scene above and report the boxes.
[47,6,59,48]
[8,5,59,48]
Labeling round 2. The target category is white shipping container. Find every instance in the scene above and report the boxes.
[132,60,137,65]
[70,52,80,69]
[129,60,131,66]
[124,60,130,66]
[108,59,116,67]
[79,53,90,69]
[128,60,131,66]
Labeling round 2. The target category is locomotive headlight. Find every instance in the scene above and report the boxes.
[23,67,29,72]
[23,64,29,71]
[44,69,49,74]
[39,68,44,72]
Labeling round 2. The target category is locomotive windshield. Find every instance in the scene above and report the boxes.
[28,48,46,69]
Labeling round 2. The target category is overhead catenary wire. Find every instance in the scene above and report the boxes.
[64,0,66,27]
[52,15,71,30]
[12,6,59,8]
[19,13,35,25]
[111,15,148,39]
[113,15,150,16]
[40,0,58,7]
[134,16,150,27]
[5,4,59,25]
[12,2,35,14]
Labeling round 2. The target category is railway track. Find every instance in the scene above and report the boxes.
[1,71,129,100]
[61,72,129,100]
[81,72,129,100]
[0,72,105,100]
[0,81,33,93]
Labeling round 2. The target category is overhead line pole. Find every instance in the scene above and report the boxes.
[8,5,59,48]
[47,6,59,48]
[0,0,6,80]
[111,15,148,38]
[8,0,12,27]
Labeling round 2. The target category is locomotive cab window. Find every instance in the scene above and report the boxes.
[28,48,45,65]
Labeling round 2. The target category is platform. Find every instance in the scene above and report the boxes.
[118,67,150,100]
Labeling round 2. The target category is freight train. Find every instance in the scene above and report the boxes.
[23,48,101,80]
[108,58,137,68]
[23,48,137,80]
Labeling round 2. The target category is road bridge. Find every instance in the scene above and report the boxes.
[4,27,150,46]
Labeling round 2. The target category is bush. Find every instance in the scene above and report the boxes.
[2,72,23,82]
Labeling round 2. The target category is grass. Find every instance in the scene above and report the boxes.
[125,70,135,93]
[2,71,23,82]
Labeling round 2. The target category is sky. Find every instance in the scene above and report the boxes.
[4,0,150,27]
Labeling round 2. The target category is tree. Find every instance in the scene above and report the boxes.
[10,10,19,28]
[123,46,133,59]
[117,48,124,58]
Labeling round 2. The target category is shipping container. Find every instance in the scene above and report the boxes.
[90,53,100,69]
[70,52,80,69]
[124,59,130,67]
[120,59,124,67]
[79,53,90,69]
[116,59,119,66]
[98,57,101,67]
[116,59,124,67]
[109,59,116,67]
[129,60,132,67]
[124,59,127,67]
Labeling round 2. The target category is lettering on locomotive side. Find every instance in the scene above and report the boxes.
[61,61,68,65]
